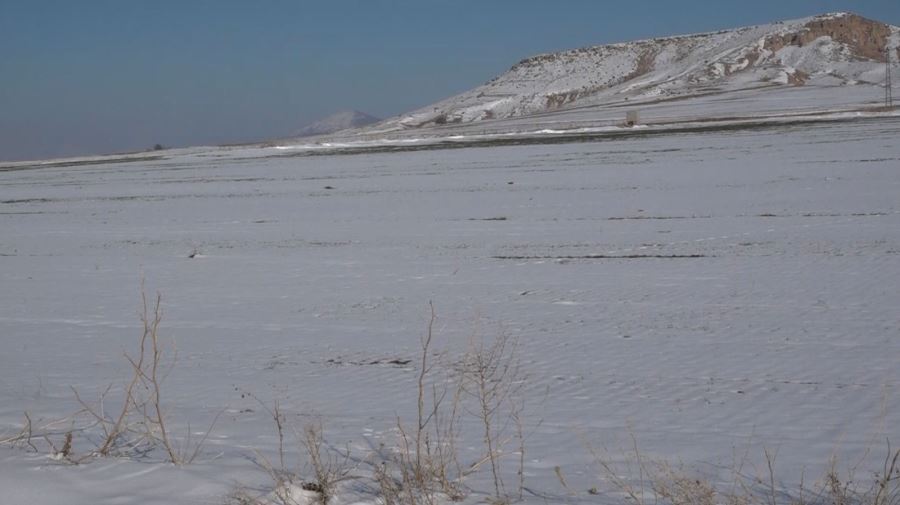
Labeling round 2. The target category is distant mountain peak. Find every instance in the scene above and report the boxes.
[294,110,380,137]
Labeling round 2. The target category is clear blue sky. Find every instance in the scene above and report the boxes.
[2,0,898,161]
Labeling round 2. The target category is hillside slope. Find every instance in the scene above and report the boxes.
[380,12,898,130]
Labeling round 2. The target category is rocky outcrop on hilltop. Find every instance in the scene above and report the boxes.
[762,13,891,61]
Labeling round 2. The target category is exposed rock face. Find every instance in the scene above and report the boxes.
[788,69,810,86]
[763,13,890,61]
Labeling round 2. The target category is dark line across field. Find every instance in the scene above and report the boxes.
[493,254,708,260]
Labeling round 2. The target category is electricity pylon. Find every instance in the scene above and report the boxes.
[887,47,893,108]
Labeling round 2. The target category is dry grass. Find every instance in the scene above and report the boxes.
[251,399,358,505]
[5,295,897,505]
[3,302,537,504]
[587,435,900,505]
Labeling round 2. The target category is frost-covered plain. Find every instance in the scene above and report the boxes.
[1,117,899,504]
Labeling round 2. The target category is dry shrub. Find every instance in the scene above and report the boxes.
[587,434,652,505]
[373,303,467,505]
[653,462,718,505]
[813,444,900,505]
[1,288,218,465]
[370,304,529,505]
[251,399,357,505]
[588,435,900,505]
[301,422,356,504]
[71,289,219,464]
[225,487,264,505]
[460,328,525,502]
[589,436,754,505]
[0,412,39,451]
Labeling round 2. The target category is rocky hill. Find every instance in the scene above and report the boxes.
[382,12,898,130]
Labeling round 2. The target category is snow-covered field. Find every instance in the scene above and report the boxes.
[2,116,899,504]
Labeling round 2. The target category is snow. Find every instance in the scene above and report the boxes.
[344,13,896,137]
[816,12,852,20]
[2,114,899,504]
